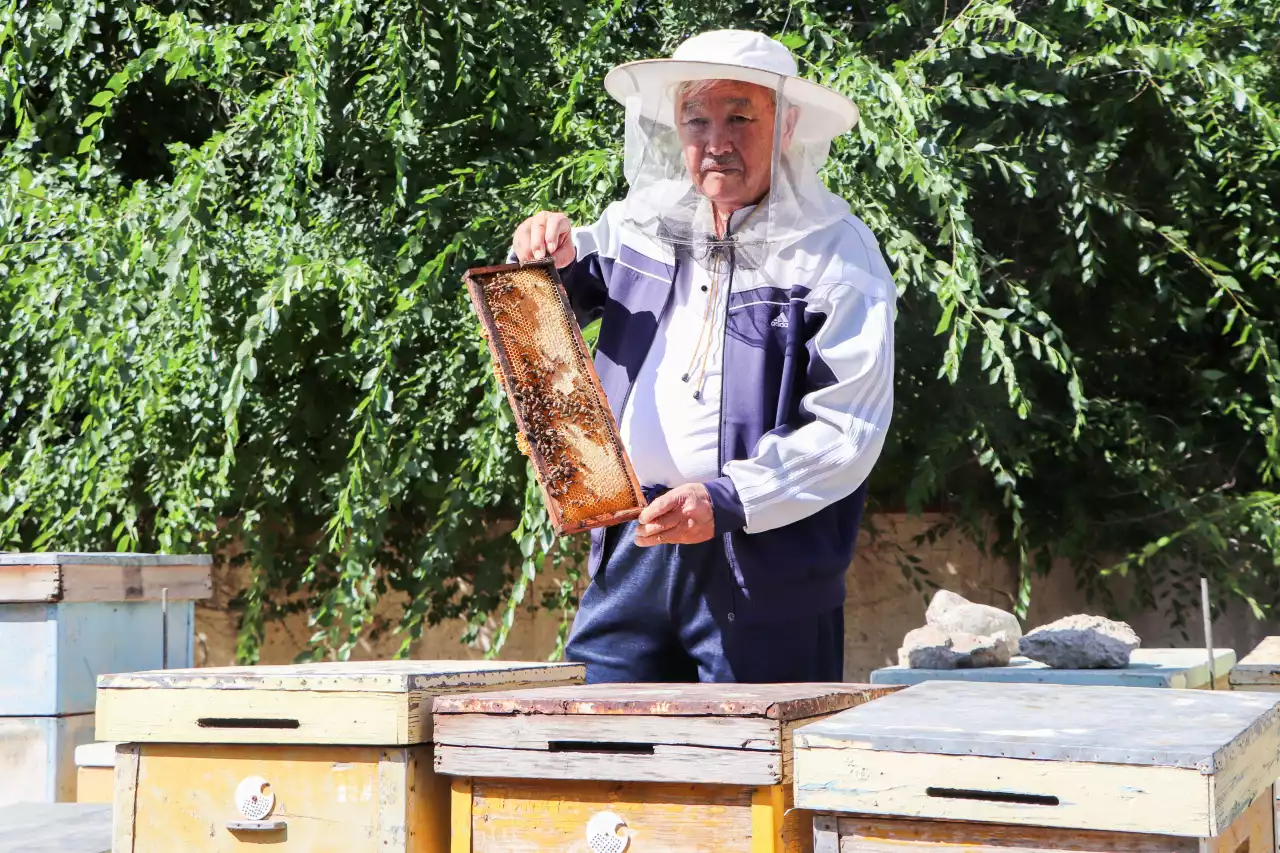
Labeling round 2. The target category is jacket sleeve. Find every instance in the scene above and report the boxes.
[707,274,896,535]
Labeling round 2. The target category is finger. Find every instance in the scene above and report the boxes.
[635,512,681,540]
[527,213,548,260]
[513,219,533,262]
[638,490,680,524]
[546,213,570,253]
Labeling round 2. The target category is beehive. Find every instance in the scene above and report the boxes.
[434,682,899,853]
[98,660,584,853]
[795,681,1280,853]
[464,260,645,535]
[1230,636,1280,691]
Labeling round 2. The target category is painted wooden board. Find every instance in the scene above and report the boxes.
[75,766,113,804]
[434,683,895,785]
[1230,637,1280,689]
[0,714,96,805]
[0,553,212,603]
[793,681,1280,837]
[0,802,111,853]
[121,743,449,853]
[432,682,895,719]
[96,660,584,745]
[0,600,194,715]
[872,649,1238,690]
[811,787,1276,853]
[464,778,810,853]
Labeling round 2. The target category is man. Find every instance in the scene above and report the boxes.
[511,30,895,683]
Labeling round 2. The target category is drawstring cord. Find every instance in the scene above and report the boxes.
[681,204,762,400]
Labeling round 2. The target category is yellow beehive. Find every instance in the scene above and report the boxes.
[433,682,898,853]
[97,660,583,853]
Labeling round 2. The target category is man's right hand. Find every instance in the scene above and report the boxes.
[513,211,575,268]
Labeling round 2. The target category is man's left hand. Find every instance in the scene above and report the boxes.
[634,483,715,547]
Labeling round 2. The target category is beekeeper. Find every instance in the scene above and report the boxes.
[511,29,895,683]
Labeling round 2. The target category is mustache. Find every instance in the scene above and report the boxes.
[699,153,743,171]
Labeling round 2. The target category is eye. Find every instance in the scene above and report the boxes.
[729,115,753,124]
[683,117,709,128]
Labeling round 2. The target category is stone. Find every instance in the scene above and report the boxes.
[926,589,1023,649]
[1019,614,1141,669]
[951,631,1014,668]
[898,625,1014,669]
[899,625,965,669]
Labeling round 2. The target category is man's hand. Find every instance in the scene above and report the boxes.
[634,483,716,547]
[513,211,575,268]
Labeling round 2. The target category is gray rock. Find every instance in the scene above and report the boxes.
[951,631,1014,668]
[1019,614,1141,669]
[925,589,1022,661]
[899,625,1013,669]
[899,625,966,669]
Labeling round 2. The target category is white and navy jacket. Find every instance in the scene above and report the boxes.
[560,201,896,621]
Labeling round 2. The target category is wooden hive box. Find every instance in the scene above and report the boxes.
[0,553,209,717]
[872,648,1238,690]
[795,681,1280,853]
[74,741,116,804]
[1230,637,1280,692]
[0,713,96,806]
[433,682,899,853]
[97,660,584,853]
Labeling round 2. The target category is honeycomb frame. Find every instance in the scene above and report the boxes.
[464,259,646,535]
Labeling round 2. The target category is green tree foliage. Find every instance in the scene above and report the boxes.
[1,0,1276,660]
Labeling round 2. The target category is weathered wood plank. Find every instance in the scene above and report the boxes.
[111,744,139,853]
[1207,707,1280,834]
[97,662,583,745]
[872,649,1238,690]
[450,778,472,853]
[813,816,839,853]
[433,712,781,751]
[1230,637,1280,688]
[751,786,785,853]
[405,747,450,853]
[436,743,783,785]
[97,685,415,745]
[0,565,60,603]
[469,778,754,853]
[432,683,896,720]
[0,553,211,567]
[1203,785,1275,853]
[98,660,582,693]
[59,563,211,602]
[127,743,435,852]
[826,815,1200,853]
[794,747,1210,837]
[795,681,1280,769]
[0,803,112,853]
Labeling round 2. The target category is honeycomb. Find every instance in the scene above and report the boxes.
[465,261,646,535]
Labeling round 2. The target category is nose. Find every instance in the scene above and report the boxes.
[705,124,734,156]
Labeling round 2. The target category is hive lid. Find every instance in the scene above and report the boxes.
[872,648,1237,690]
[96,660,585,746]
[793,681,1280,837]
[0,552,212,603]
[434,682,897,786]
[1229,637,1280,688]
[433,681,888,720]
[796,680,1279,768]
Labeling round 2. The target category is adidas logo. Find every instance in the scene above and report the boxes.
[770,312,789,329]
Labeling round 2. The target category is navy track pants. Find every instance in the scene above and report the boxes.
[565,519,844,684]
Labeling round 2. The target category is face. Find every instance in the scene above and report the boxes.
[676,79,797,212]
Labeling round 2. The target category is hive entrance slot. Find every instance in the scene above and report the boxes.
[198,718,301,729]
[925,787,1059,806]
[548,741,655,755]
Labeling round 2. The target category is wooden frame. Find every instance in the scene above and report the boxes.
[1230,637,1280,691]
[463,260,646,535]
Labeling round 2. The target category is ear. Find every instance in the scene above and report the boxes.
[781,105,800,148]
